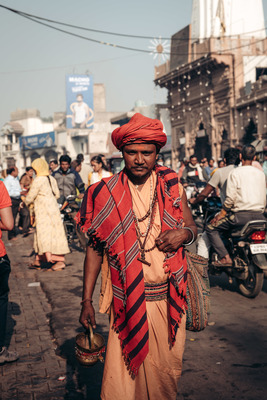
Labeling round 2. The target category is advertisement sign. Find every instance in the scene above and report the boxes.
[19,132,55,150]
[66,74,94,129]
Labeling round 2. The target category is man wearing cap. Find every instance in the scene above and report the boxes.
[76,113,197,399]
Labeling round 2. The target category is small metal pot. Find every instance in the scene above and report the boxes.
[75,324,105,366]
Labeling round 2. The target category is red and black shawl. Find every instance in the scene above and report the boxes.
[76,165,187,375]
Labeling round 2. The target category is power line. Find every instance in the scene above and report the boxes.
[0,54,139,74]
[0,3,266,57]
[0,3,266,42]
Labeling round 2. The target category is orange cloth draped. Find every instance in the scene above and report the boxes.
[111,113,167,150]
[100,171,186,400]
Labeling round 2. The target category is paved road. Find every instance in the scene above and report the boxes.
[1,233,267,399]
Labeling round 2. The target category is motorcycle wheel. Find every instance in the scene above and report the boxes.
[64,221,75,247]
[237,264,264,298]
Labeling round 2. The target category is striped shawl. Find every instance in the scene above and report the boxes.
[76,165,187,375]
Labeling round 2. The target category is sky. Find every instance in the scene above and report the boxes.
[0,0,266,129]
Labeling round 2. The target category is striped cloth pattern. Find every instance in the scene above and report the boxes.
[76,165,187,375]
[144,280,169,301]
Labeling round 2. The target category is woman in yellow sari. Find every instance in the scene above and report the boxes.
[24,158,69,271]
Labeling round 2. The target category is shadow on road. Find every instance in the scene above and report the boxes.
[5,301,21,348]
[56,323,109,400]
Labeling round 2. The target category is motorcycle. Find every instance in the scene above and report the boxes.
[200,196,267,298]
[185,181,207,219]
[209,219,267,298]
[59,195,87,251]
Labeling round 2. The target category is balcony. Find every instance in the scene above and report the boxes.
[2,143,20,154]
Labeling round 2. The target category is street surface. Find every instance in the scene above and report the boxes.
[1,232,267,399]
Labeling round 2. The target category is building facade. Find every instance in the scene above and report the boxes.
[0,84,121,172]
[154,0,267,170]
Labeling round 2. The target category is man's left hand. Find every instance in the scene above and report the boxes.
[78,193,84,199]
[155,229,189,253]
[210,209,227,225]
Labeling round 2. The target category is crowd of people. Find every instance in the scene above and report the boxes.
[0,112,266,399]
[0,152,111,262]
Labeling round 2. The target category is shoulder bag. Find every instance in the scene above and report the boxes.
[185,250,210,331]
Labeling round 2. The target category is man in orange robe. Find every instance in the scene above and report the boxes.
[76,113,197,399]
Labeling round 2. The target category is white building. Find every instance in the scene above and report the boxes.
[0,84,121,172]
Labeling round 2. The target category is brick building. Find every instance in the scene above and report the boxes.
[154,0,267,169]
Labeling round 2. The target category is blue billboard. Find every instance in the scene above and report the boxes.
[19,132,55,150]
[66,74,94,129]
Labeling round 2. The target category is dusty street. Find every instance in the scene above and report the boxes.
[1,232,267,399]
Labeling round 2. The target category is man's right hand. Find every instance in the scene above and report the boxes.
[79,303,96,329]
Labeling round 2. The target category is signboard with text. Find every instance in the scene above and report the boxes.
[66,74,94,130]
[19,132,55,150]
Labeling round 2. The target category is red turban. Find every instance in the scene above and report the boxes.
[111,113,167,150]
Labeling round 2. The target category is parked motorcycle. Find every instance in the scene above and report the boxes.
[59,195,87,251]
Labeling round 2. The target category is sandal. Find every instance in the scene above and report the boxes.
[46,262,65,271]
[28,264,41,270]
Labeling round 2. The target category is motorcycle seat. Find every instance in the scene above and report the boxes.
[230,220,267,238]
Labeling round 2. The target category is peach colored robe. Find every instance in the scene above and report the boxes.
[100,171,186,400]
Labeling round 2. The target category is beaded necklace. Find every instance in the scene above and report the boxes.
[132,174,158,266]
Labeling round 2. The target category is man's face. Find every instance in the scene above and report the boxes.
[49,162,57,171]
[27,169,34,177]
[122,143,157,184]
[77,95,83,103]
[12,167,18,177]
[60,161,70,173]
[190,157,198,166]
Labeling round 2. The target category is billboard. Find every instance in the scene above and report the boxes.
[66,74,94,129]
[19,132,55,150]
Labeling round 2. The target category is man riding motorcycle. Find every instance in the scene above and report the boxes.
[182,154,204,199]
[189,147,240,258]
[190,148,240,206]
[206,145,266,266]
[53,155,85,201]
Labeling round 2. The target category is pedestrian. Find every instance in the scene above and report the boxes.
[218,159,225,168]
[49,159,59,174]
[4,167,28,240]
[0,181,19,365]
[177,159,187,182]
[88,155,112,186]
[19,166,34,234]
[204,158,216,180]
[19,167,34,192]
[182,154,204,199]
[77,113,197,399]
[24,158,69,271]
[97,153,108,169]
[76,153,92,189]
[71,160,83,203]
[53,155,85,200]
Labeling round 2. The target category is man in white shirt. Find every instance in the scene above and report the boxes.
[4,167,27,240]
[70,94,92,129]
[206,145,266,266]
[190,148,240,206]
[190,147,240,258]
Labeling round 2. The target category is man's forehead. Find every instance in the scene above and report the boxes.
[123,142,156,151]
